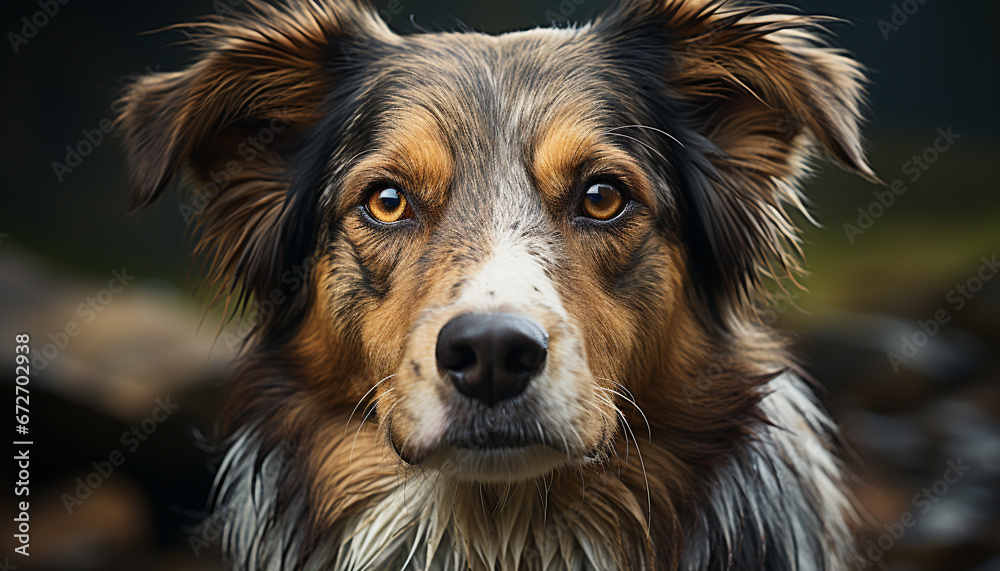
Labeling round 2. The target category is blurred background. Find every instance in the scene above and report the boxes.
[1,0,997,569]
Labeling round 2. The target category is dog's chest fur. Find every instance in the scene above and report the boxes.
[217,374,857,570]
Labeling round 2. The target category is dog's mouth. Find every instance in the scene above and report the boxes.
[387,416,561,463]
[387,413,606,475]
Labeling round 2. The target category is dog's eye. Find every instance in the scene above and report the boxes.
[365,186,413,224]
[580,182,625,221]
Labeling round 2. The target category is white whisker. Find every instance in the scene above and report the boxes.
[605,131,672,164]
[345,374,396,437]
[596,381,652,440]
[614,407,652,532]
[607,123,684,147]
[351,387,393,466]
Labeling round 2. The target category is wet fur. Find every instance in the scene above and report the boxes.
[119,0,873,569]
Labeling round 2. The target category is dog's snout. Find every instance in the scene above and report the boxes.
[436,313,548,406]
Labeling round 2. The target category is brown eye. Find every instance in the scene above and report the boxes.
[580,182,625,221]
[365,186,413,223]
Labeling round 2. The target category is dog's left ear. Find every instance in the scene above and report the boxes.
[116,0,392,321]
[597,0,877,321]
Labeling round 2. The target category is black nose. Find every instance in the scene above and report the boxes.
[435,313,548,406]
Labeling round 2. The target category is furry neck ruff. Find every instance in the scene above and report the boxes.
[216,374,859,570]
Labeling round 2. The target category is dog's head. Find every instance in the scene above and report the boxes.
[119,0,872,486]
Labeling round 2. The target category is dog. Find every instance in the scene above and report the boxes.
[118,0,876,568]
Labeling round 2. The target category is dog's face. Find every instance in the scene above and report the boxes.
[310,29,689,481]
[119,0,873,488]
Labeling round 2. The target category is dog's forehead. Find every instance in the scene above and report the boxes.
[370,28,619,153]
[343,27,648,222]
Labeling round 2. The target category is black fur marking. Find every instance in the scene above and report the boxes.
[449,279,466,300]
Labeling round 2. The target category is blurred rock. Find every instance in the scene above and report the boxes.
[0,246,234,421]
[0,247,233,569]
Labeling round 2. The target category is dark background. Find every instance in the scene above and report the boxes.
[2,0,998,569]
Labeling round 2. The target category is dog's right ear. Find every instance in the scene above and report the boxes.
[117,0,392,312]
[596,0,876,327]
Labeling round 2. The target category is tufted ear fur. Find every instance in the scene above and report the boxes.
[598,0,877,325]
[117,0,392,325]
